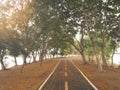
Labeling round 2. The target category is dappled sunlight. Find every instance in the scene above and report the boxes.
[3,55,15,68]
[16,56,24,65]
[0,55,41,70]
[113,55,120,64]
[112,47,120,64]
[0,0,33,28]
[0,0,7,5]
[0,55,23,70]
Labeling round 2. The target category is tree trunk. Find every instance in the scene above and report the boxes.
[88,55,91,62]
[101,46,107,66]
[79,30,87,64]
[39,52,44,66]
[0,50,6,70]
[69,39,87,64]
[29,56,32,63]
[88,30,103,71]
[0,55,6,70]
[38,50,44,63]
[101,31,107,67]
[14,56,17,66]
[39,53,41,61]
[53,54,55,58]
[20,55,27,73]
[32,51,36,62]
[94,47,103,71]
[40,53,44,62]
[92,41,103,71]
[111,49,115,67]
[79,50,87,64]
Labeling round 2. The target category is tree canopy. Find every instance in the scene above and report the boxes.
[0,0,120,71]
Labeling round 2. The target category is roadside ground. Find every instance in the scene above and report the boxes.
[0,57,120,90]
[72,56,120,90]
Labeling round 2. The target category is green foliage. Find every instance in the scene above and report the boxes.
[0,0,120,71]
[84,37,94,56]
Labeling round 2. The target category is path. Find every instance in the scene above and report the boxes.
[38,60,96,90]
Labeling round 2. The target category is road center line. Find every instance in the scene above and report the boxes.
[65,81,68,90]
[38,60,61,90]
[65,66,67,71]
[65,61,67,71]
[65,72,68,77]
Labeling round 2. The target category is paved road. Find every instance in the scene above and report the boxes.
[39,60,95,90]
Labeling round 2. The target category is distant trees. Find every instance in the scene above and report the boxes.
[0,0,120,72]
[39,0,120,71]
[0,0,72,71]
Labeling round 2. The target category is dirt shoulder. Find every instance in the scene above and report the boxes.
[73,60,120,90]
[0,59,59,90]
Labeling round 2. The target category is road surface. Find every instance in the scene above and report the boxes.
[39,60,95,90]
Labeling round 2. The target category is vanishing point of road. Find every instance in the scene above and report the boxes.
[38,60,98,90]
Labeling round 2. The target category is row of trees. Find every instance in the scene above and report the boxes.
[39,0,120,71]
[0,0,72,71]
[0,0,120,72]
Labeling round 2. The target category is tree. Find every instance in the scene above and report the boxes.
[0,0,21,70]
[110,40,118,67]
[0,40,8,70]
[9,39,22,66]
[0,0,119,72]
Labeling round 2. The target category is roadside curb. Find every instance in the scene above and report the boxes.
[70,60,98,90]
[38,60,61,90]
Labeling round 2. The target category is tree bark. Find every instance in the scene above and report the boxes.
[39,52,44,66]
[101,46,107,66]
[79,32,87,64]
[0,56,6,70]
[101,30,107,66]
[68,40,87,64]
[88,55,91,62]
[0,50,6,70]
[20,55,27,73]
[14,56,17,66]
[88,30,103,71]
[32,51,36,62]
[80,51,87,64]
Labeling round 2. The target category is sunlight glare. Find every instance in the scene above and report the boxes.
[0,0,7,5]
[76,32,82,41]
